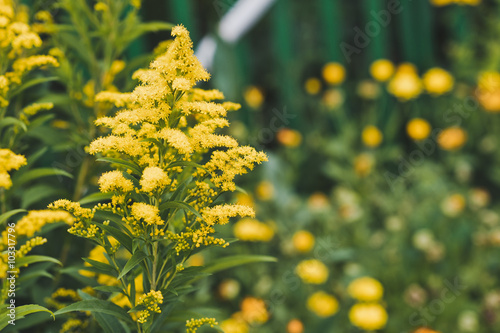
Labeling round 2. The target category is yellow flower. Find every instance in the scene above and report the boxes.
[218,279,240,300]
[130,202,164,226]
[0,149,26,189]
[357,80,380,99]
[407,118,431,140]
[429,0,454,6]
[307,291,339,317]
[233,218,274,242]
[354,153,374,177]
[255,181,274,201]
[244,86,264,109]
[361,125,383,148]
[322,88,344,109]
[220,316,248,333]
[347,277,384,302]
[349,303,388,330]
[387,63,422,100]
[304,77,321,95]
[140,166,170,193]
[477,71,500,112]
[322,62,345,85]
[186,318,218,333]
[287,319,304,333]
[292,230,315,253]
[296,259,329,284]
[370,59,394,82]
[241,297,268,324]
[307,192,329,211]
[98,170,134,193]
[14,210,73,238]
[276,128,302,147]
[437,127,467,150]
[441,193,466,217]
[423,67,454,95]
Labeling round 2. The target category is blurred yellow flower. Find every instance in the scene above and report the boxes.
[455,0,481,5]
[292,230,315,253]
[287,319,304,333]
[241,297,269,324]
[304,77,322,95]
[469,188,490,209]
[277,128,302,147]
[255,181,274,201]
[441,194,466,217]
[347,277,384,302]
[307,291,339,317]
[361,125,383,148]
[370,59,395,82]
[244,86,264,109]
[354,153,374,177]
[0,149,26,189]
[218,279,241,300]
[322,62,346,85]
[220,316,249,333]
[186,253,204,267]
[437,127,467,150]
[296,259,329,284]
[357,80,381,99]
[387,63,422,100]
[429,0,454,6]
[307,192,330,211]
[236,193,254,208]
[423,68,454,95]
[406,118,431,140]
[233,218,274,242]
[477,71,500,112]
[349,303,388,330]
[322,89,344,109]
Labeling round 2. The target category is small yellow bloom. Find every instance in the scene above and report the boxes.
[347,277,384,302]
[304,78,321,95]
[307,291,339,317]
[349,303,388,330]
[441,193,466,217]
[287,319,304,333]
[292,230,315,253]
[233,218,274,242]
[370,59,394,82]
[255,181,274,201]
[322,88,344,109]
[307,192,330,211]
[387,64,422,100]
[296,259,329,284]
[98,170,134,193]
[276,128,302,147]
[429,0,454,6]
[407,118,431,140]
[477,71,500,112]
[241,297,268,324]
[322,62,346,85]
[218,279,240,300]
[423,67,454,95]
[244,86,264,109]
[220,316,248,333]
[354,153,374,177]
[361,125,383,148]
[437,127,467,150]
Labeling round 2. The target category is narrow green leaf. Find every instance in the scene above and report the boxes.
[159,201,202,219]
[10,77,59,97]
[54,300,133,324]
[96,158,142,175]
[166,160,206,171]
[16,255,62,267]
[0,117,27,132]
[0,209,26,225]
[117,251,148,280]
[79,291,128,333]
[202,255,277,274]
[97,223,133,253]
[14,168,73,186]
[81,258,116,276]
[93,285,124,294]
[0,304,54,330]
[79,192,114,205]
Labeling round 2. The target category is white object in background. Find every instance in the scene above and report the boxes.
[195,0,277,69]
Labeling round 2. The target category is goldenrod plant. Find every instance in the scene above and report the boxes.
[49,25,269,333]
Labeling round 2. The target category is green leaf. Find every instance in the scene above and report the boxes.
[97,223,133,253]
[202,255,277,274]
[81,258,116,276]
[159,201,202,219]
[16,255,62,267]
[96,158,142,176]
[10,77,59,97]
[21,185,62,209]
[54,300,133,324]
[166,160,207,171]
[14,168,73,186]
[0,304,54,330]
[79,192,114,205]
[79,291,128,333]
[93,286,124,294]
[0,117,27,132]
[117,251,148,280]
[0,209,26,225]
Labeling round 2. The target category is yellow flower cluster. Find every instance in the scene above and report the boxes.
[16,236,46,258]
[137,290,163,324]
[476,71,500,112]
[292,230,315,253]
[186,317,218,333]
[388,63,422,100]
[233,218,274,242]
[347,277,388,330]
[12,210,73,238]
[0,148,26,189]
[49,200,96,238]
[430,0,480,6]
[295,259,329,284]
